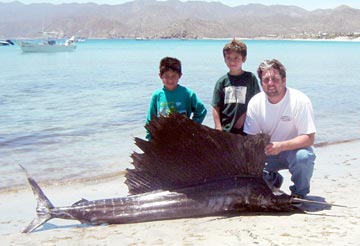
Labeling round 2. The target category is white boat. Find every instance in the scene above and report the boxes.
[0,39,14,46]
[17,32,76,53]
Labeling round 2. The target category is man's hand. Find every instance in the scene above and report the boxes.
[264,133,315,156]
[265,142,283,155]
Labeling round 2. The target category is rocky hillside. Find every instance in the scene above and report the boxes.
[1,0,360,39]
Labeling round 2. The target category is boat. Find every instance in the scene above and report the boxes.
[17,32,76,53]
[0,39,14,46]
[77,37,86,42]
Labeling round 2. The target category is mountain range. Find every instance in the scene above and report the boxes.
[1,0,360,39]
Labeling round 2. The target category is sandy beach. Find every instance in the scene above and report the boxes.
[0,140,359,246]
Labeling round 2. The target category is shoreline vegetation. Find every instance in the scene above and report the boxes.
[87,36,360,42]
[80,37,360,43]
[71,31,360,42]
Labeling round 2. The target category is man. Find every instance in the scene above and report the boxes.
[244,59,316,198]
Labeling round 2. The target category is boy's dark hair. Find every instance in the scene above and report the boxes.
[159,57,182,76]
[257,59,286,81]
[223,39,247,58]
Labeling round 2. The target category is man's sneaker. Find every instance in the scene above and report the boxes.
[263,171,283,192]
[272,174,283,190]
[291,194,304,199]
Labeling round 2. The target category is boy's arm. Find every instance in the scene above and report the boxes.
[212,107,222,131]
[211,79,224,131]
[145,94,158,139]
[146,98,157,124]
[190,94,207,124]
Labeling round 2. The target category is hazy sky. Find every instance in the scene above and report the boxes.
[2,0,360,10]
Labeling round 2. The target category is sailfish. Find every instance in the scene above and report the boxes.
[22,113,302,233]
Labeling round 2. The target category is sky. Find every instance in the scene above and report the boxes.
[1,0,360,10]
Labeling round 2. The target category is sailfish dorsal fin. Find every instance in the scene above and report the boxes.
[125,113,269,195]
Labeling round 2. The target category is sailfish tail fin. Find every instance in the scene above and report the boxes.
[22,214,52,234]
[19,164,54,233]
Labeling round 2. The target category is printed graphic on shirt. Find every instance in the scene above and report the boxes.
[159,101,186,116]
[280,116,292,122]
[224,86,247,104]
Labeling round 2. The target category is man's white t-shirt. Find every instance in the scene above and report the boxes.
[244,88,316,142]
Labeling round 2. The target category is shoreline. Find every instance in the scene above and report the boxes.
[1,138,360,193]
[2,138,360,194]
[198,36,360,42]
[11,37,360,42]
[118,36,360,42]
[313,137,360,147]
[0,169,127,195]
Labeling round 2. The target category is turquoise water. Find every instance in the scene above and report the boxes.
[1,39,360,189]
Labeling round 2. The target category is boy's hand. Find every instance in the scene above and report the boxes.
[234,113,246,129]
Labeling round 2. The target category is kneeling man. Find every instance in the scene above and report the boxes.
[244,59,316,198]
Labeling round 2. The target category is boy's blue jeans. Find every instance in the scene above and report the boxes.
[263,147,316,197]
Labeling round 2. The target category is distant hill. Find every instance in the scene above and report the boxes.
[1,0,360,39]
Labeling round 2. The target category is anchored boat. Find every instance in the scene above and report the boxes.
[17,32,76,53]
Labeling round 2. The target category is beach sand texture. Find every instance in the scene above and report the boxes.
[0,140,359,245]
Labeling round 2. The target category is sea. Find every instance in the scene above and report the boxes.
[1,39,360,190]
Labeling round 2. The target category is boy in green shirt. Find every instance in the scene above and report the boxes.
[212,39,260,135]
[146,57,207,139]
